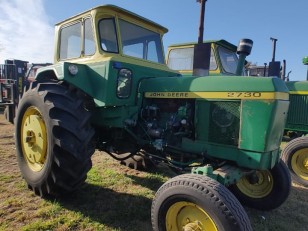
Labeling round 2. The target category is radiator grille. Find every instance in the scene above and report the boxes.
[287,94,308,125]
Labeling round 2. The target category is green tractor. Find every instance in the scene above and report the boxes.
[15,5,291,231]
[281,57,308,187]
[167,38,308,188]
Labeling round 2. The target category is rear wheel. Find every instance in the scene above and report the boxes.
[15,82,95,197]
[229,161,291,210]
[282,136,308,187]
[151,174,252,231]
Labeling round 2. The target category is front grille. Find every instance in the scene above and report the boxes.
[287,94,308,126]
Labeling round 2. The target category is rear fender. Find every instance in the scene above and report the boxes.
[35,62,101,102]
[35,63,62,82]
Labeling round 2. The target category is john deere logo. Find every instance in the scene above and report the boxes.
[144,91,289,100]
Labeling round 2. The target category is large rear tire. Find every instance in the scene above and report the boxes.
[229,161,291,210]
[15,82,95,197]
[282,136,308,187]
[151,174,252,231]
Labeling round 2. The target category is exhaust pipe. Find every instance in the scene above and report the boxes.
[193,0,210,77]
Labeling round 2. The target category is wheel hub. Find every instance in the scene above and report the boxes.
[25,130,36,146]
[183,221,202,231]
[291,149,308,181]
[166,201,217,231]
[237,170,273,198]
[21,107,47,172]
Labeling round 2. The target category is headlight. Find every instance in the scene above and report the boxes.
[68,64,78,76]
[117,68,132,98]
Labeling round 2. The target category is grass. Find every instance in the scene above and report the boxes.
[0,112,307,231]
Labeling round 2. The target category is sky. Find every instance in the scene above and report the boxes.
[0,0,307,81]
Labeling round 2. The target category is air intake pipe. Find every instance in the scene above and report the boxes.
[236,39,253,76]
[303,56,308,81]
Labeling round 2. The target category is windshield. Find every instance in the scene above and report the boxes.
[119,19,165,64]
[98,18,165,64]
[218,46,239,74]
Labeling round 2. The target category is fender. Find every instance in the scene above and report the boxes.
[35,62,107,106]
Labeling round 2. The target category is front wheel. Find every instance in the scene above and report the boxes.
[15,82,95,197]
[151,174,252,231]
[282,136,308,187]
[229,161,291,210]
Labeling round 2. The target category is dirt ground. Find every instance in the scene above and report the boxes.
[0,110,307,231]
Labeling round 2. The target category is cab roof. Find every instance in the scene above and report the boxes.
[55,4,168,33]
[168,40,237,52]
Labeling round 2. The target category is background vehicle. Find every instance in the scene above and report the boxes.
[0,59,28,122]
[0,60,51,123]
[14,4,291,231]
[246,42,308,187]
[167,39,246,76]
[281,57,308,187]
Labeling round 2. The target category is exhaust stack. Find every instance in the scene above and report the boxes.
[193,0,211,76]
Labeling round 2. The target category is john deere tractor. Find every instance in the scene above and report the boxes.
[281,57,308,187]
[15,5,291,231]
[166,38,308,188]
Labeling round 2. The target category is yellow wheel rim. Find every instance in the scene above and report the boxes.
[236,171,273,198]
[291,148,308,181]
[21,106,47,172]
[166,201,217,231]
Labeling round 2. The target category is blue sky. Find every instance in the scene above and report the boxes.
[0,0,307,80]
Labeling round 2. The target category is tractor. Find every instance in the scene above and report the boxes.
[281,57,308,187]
[14,5,291,231]
[166,38,308,188]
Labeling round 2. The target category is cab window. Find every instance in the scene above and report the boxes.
[98,18,119,53]
[218,46,238,74]
[60,22,82,60]
[167,47,217,71]
[59,18,95,60]
[84,18,95,56]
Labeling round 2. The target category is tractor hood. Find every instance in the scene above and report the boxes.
[139,76,289,100]
[285,81,308,93]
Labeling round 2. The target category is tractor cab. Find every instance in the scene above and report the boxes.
[36,5,178,108]
[167,40,242,76]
